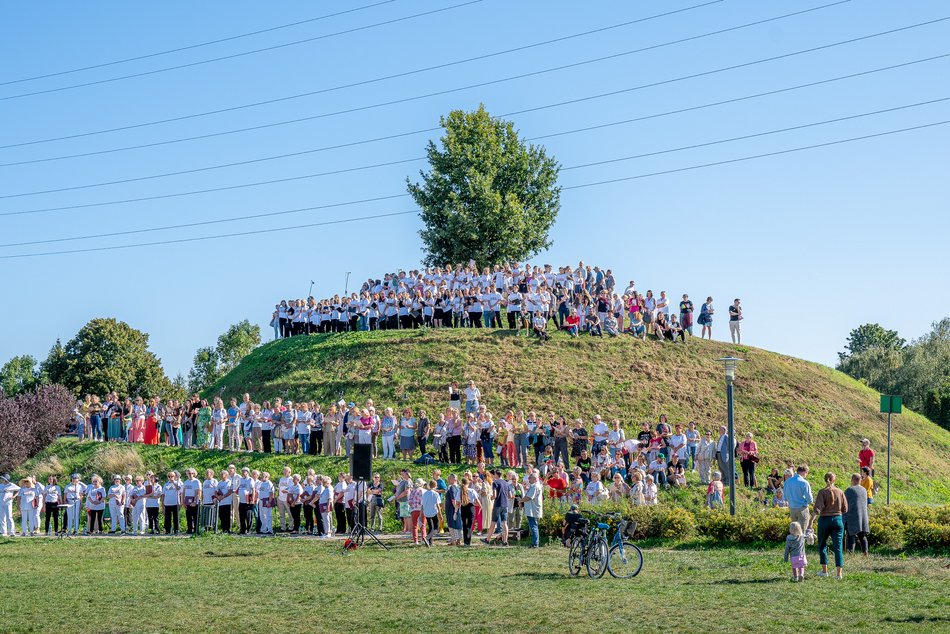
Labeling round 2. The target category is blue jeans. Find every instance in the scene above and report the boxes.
[465,400,479,414]
[687,446,697,469]
[515,434,529,466]
[300,434,310,454]
[653,470,668,487]
[527,516,539,547]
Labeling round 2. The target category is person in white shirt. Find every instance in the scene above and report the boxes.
[277,466,293,533]
[0,474,21,536]
[144,473,162,534]
[181,468,202,534]
[85,475,106,534]
[107,475,127,534]
[122,475,135,532]
[162,472,182,535]
[61,474,84,535]
[237,467,255,534]
[43,475,62,535]
[607,420,626,460]
[591,416,609,455]
[669,424,689,465]
[286,474,304,534]
[256,472,275,535]
[199,469,218,532]
[129,476,148,535]
[585,472,607,504]
[18,477,39,536]
[213,470,234,533]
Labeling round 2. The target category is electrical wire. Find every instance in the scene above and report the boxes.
[3,119,945,260]
[0,0,485,101]
[2,13,937,202]
[3,99,946,248]
[2,52,945,218]
[0,1,399,86]
[0,0,847,163]
[0,0,726,149]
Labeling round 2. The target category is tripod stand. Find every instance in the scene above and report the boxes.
[343,478,388,551]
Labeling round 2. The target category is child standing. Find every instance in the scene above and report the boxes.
[784,521,808,582]
[706,471,724,509]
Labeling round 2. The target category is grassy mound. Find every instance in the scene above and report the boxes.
[203,329,950,503]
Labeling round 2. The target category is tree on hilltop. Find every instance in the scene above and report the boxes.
[407,105,561,268]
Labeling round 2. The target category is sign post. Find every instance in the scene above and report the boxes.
[879,395,902,505]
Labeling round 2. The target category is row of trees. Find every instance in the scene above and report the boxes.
[837,319,950,430]
[0,318,260,400]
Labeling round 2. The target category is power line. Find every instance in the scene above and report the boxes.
[2,52,945,218]
[0,0,846,164]
[0,0,484,102]
[561,119,950,192]
[0,1,398,87]
[2,13,935,202]
[4,98,946,248]
[3,118,946,260]
[0,0,726,150]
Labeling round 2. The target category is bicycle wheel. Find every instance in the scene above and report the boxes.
[585,537,609,578]
[607,540,643,578]
[567,538,583,577]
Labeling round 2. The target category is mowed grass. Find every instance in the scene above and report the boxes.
[0,537,948,634]
[205,329,950,502]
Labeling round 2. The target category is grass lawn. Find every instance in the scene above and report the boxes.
[0,537,947,633]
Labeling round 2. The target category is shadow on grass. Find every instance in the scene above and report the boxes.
[717,577,784,585]
[203,551,262,558]
[883,616,950,624]
[503,572,566,581]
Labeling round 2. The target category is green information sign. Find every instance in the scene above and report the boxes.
[880,395,902,414]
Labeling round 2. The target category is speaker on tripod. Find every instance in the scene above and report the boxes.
[344,443,388,551]
[350,443,373,480]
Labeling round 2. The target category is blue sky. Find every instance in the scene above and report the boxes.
[1,0,947,379]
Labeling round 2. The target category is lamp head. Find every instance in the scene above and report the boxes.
[718,356,744,380]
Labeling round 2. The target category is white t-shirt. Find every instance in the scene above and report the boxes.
[65,482,85,504]
[85,486,105,510]
[593,422,609,442]
[215,480,233,506]
[238,477,255,503]
[258,480,274,502]
[287,483,303,504]
[108,484,126,505]
[44,484,62,504]
[131,485,147,508]
[162,481,182,506]
[278,476,292,502]
[182,479,201,505]
[669,433,688,459]
[201,479,218,505]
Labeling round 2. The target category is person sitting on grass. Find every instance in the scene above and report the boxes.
[772,487,789,508]
[587,312,603,337]
[649,454,668,488]
[531,312,549,341]
[627,311,646,340]
[564,308,580,337]
[667,314,687,342]
[585,471,608,504]
[643,475,658,506]
[604,313,620,336]
[608,472,629,501]
[561,503,585,546]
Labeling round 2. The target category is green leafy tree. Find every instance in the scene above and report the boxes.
[407,105,561,267]
[837,323,905,362]
[187,320,261,393]
[187,346,220,394]
[0,355,40,396]
[50,318,171,397]
[216,320,261,373]
[39,338,68,385]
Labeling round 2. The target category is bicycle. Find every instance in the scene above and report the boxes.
[566,514,609,578]
[603,513,643,578]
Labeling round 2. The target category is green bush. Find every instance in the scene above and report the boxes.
[655,506,697,539]
[867,505,905,548]
[903,520,950,550]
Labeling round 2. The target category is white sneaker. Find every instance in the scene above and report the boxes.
[817,571,828,578]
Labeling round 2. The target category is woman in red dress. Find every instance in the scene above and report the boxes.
[143,397,160,445]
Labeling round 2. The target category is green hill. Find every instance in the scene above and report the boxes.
[197,329,950,503]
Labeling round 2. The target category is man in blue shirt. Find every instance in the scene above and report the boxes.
[783,465,814,532]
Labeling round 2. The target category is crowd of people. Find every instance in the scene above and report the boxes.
[0,464,545,548]
[269,261,744,343]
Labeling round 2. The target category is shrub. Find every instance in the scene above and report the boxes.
[0,384,74,471]
[655,506,697,539]
[88,444,144,477]
[867,505,905,547]
[903,520,950,550]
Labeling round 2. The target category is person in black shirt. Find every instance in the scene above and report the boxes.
[679,294,695,336]
[576,450,592,484]
[729,298,742,343]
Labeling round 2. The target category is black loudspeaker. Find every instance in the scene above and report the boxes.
[350,443,373,480]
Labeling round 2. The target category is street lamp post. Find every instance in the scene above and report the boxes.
[718,357,744,516]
